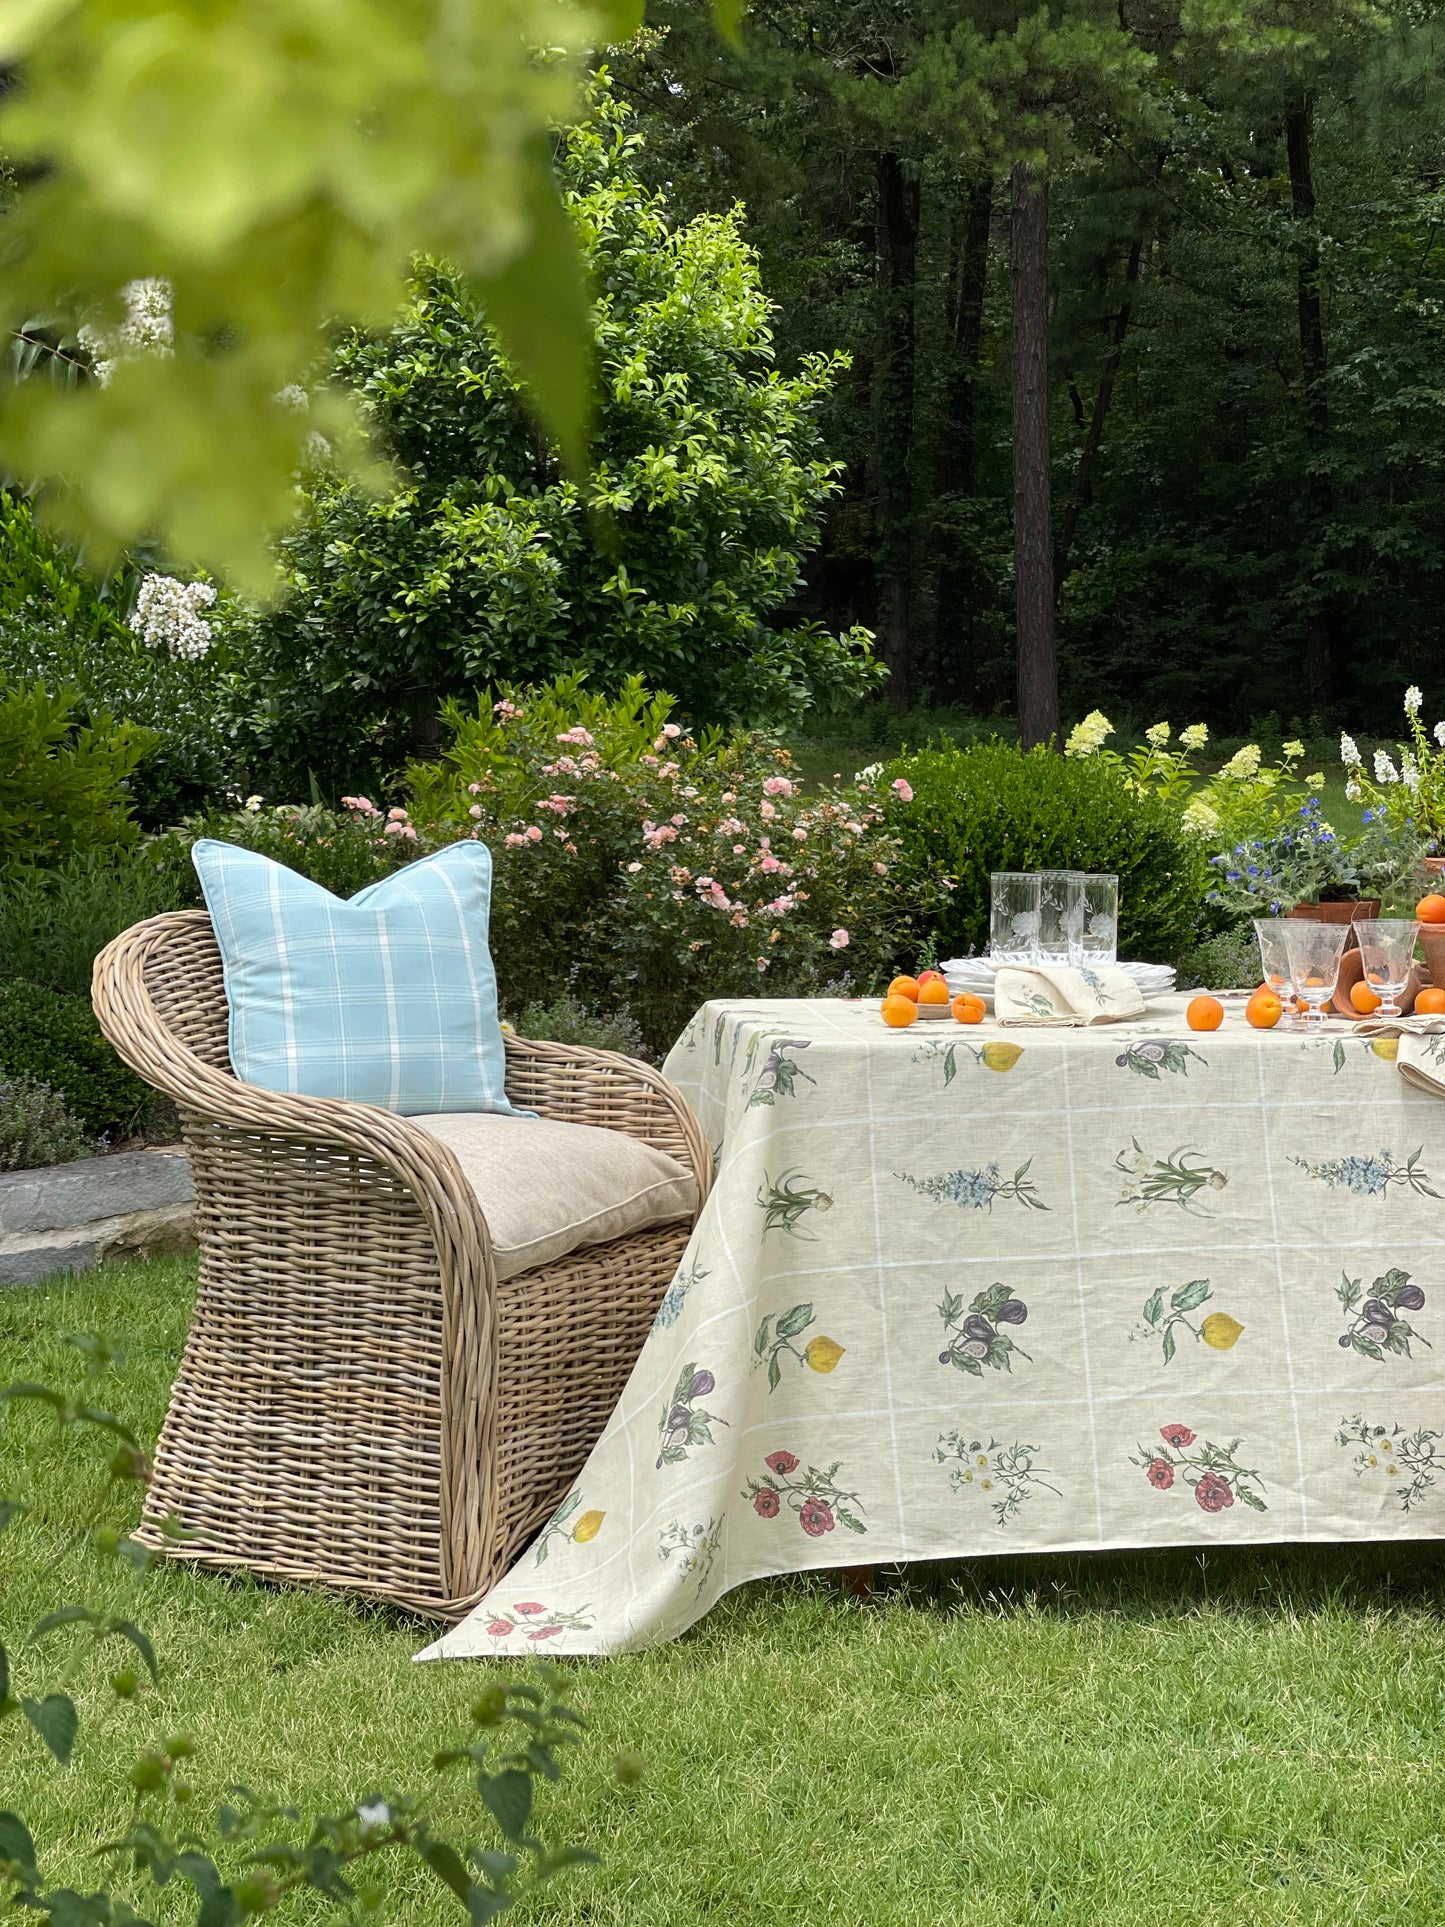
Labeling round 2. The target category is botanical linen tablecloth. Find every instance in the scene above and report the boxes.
[421,993,1445,1661]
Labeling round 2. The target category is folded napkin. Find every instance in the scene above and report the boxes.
[993,963,1147,1027]
[1355,1015,1445,1096]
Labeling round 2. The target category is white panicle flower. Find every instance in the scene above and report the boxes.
[1064,709,1114,758]
[1179,723,1209,752]
[1282,740,1305,759]
[1339,733,1361,767]
[1402,752,1421,792]
[1144,721,1171,748]
[132,574,217,660]
[274,383,309,410]
[1435,721,1445,748]
[1405,685,1423,715]
[1305,771,1325,790]
[78,277,174,386]
[1180,798,1220,835]
[1219,744,1261,782]
[1344,778,1361,801]
[1373,749,1400,785]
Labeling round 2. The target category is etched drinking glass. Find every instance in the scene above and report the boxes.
[1253,917,1299,1024]
[1354,917,1419,1018]
[1281,919,1349,1029]
[989,873,1041,963]
[1072,874,1120,968]
[1037,870,1083,965]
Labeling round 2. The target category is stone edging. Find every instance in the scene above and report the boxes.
[0,1147,194,1288]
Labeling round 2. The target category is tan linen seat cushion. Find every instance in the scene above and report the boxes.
[412,1112,697,1281]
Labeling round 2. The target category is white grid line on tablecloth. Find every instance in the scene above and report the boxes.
[1060,1044,1106,1543]
[1253,1032,1313,1533]
[863,1036,910,1551]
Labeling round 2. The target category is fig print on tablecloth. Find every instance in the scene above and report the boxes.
[1291,1147,1439,1201]
[1131,1424,1267,1513]
[1336,1414,1442,1512]
[757,1169,834,1239]
[937,1281,1033,1376]
[1134,1278,1243,1365]
[1334,1269,1431,1360]
[741,1451,866,1537]
[531,1488,606,1565]
[752,1303,846,1391]
[746,1035,816,1107]
[1114,1040,1209,1080]
[656,1360,729,1468]
[933,1433,1059,1528]
[1116,1140,1228,1214]
[896,1160,1048,1213]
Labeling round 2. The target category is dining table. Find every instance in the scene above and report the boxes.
[420,991,1445,1660]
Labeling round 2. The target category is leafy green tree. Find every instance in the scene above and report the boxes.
[232,79,878,793]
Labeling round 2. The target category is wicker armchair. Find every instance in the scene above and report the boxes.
[92,910,711,1620]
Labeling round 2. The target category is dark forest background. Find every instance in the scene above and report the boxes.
[611,1,1445,737]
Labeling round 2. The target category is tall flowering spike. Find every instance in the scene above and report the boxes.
[1374,750,1400,785]
[1340,732,1361,767]
[1144,721,1170,747]
[131,574,216,660]
[1405,685,1423,714]
[1179,723,1209,752]
[1064,710,1113,758]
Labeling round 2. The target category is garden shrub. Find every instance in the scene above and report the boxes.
[1177,927,1261,992]
[882,741,1209,965]
[0,1075,94,1171]
[0,678,158,871]
[228,74,878,796]
[182,801,417,898]
[508,994,648,1060]
[0,980,157,1140]
[0,841,199,999]
[0,494,242,824]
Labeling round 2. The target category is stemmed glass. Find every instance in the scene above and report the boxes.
[1253,918,1300,1027]
[1354,918,1419,1018]
[1281,919,1349,1028]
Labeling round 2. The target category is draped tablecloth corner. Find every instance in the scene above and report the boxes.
[419,995,1445,1661]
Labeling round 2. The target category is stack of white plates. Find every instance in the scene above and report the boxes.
[941,957,1176,1009]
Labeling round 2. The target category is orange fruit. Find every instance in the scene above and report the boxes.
[1187,995,1224,1032]
[1416,893,1445,925]
[951,993,986,1025]
[1246,989,1282,1029]
[918,979,950,1005]
[1415,986,1445,1014]
[880,994,919,1028]
[1349,980,1381,1015]
[887,975,920,1002]
[916,969,946,990]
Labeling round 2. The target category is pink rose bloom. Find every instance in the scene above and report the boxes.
[765,1450,799,1475]
[493,699,521,719]
[891,778,914,802]
[1194,1471,1235,1513]
[525,825,543,842]
[486,1619,514,1636]
[468,805,482,819]
[513,1602,546,1616]
[798,1497,835,1537]
[1146,1459,1174,1490]
[626,861,642,873]
[662,721,682,738]
[387,806,408,821]
[1159,1424,1195,1448]
[733,843,745,855]
[759,799,776,820]
[555,726,595,747]
[756,956,769,972]
[753,1488,780,1518]
[467,782,482,795]
[793,828,807,842]
[874,862,889,876]
[829,929,849,949]
[504,832,527,848]
[761,854,781,873]
[671,813,687,827]
[383,820,403,836]
[763,775,794,797]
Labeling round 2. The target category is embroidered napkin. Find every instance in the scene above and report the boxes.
[1355,1015,1445,1096]
[993,963,1147,1027]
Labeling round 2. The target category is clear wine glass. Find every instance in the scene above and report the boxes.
[1253,917,1300,1026]
[1281,919,1349,1029]
[1354,917,1419,1018]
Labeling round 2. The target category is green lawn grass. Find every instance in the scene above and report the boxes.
[4,1256,1445,1925]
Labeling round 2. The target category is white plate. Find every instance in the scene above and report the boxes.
[942,958,1176,992]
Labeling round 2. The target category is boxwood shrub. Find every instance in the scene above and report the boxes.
[0,979,157,1141]
[883,741,1208,965]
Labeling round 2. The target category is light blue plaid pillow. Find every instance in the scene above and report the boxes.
[191,837,523,1117]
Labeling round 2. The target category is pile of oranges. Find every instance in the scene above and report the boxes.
[880,971,987,1028]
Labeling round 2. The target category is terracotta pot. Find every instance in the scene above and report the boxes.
[1425,857,1445,876]
[1287,899,1380,952]
[1417,925,1445,987]
[1333,945,1424,1018]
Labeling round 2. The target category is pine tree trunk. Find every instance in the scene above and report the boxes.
[1286,94,1334,709]
[1010,162,1059,748]
[874,150,920,709]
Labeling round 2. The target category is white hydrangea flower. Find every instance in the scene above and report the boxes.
[132,573,217,660]
[1179,723,1209,752]
[1405,685,1423,714]
[1373,749,1400,785]
[1219,744,1261,782]
[1064,710,1113,758]
[1305,771,1325,790]
[1180,798,1220,834]
[1144,721,1171,748]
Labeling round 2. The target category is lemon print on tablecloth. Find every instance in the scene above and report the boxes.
[572,1509,605,1544]
[1201,1312,1245,1351]
[752,1304,846,1390]
[980,1042,1024,1073]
